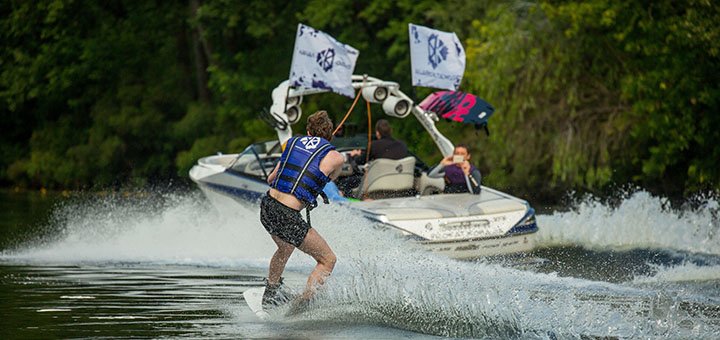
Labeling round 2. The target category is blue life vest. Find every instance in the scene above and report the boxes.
[271,136,335,207]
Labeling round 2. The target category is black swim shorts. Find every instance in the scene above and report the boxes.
[260,193,311,247]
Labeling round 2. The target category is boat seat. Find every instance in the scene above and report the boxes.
[415,172,445,195]
[355,156,416,199]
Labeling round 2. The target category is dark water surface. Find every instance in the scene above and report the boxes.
[1,189,719,339]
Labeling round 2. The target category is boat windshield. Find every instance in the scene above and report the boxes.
[227,141,281,180]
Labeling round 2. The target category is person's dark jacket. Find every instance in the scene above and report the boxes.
[363,137,409,162]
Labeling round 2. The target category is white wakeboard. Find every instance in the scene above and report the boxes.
[243,287,270,320]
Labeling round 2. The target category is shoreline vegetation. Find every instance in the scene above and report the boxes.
[2,1,718,204]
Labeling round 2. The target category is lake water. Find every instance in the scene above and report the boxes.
[1,189,719,339]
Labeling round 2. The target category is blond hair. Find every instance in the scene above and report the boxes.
[307,110,334,140]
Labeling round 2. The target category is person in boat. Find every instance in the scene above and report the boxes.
[438,144,482,194]
[338,119,409,194]
[261,110,345,307]
[348,119,409,161]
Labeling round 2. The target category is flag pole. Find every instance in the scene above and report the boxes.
[409,41,417,104]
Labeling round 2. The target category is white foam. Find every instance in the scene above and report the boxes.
[536,191,720,255]
[310,243,686,338]
[3,189,719,338]
[3,192,277,267]
[633,263,720,284]
[281,194,720,337]
[0,191,393,271]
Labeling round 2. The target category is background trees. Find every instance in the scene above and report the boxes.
[463,0,720,198]
[1,0,717,200]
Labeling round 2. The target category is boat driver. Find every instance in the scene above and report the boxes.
[337,119,409,194]
[260,110,345,307]
[438,144,482,194]
[348,119,409,161]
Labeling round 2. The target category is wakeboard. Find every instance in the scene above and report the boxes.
[243,287,270,320]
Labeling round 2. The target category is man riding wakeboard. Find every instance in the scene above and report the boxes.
[260,110,345,309]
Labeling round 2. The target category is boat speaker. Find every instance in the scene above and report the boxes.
[361,86,389,103]
[284,95,303,124]
[286,95,303,106]
[285,106,302,124]
[382,96,412,118]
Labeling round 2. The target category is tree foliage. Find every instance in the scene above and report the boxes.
[1,0,717,199]
[464,0,719,197]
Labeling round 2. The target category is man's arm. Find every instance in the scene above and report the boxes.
[323,151,346,180]
[428,155,454,178]
[266,162,280,184]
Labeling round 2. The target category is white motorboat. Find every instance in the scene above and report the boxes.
[190,76,538,259]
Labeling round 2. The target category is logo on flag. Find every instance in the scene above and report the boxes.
[289,24,359,98]
[427,34,448,69]
[317,48,335,72]
[409,23,466,91]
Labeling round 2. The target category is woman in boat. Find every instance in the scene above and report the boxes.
[439,144,482,194]
[260,110,345,306]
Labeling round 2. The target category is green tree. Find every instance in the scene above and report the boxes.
[464,0,719,198]
[2,1,194,188]
[1,0,717,201]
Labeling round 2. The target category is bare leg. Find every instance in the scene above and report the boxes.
[267,235,295,285]
[296,228,337,300]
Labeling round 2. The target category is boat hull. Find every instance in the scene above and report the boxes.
[421,230,536,259]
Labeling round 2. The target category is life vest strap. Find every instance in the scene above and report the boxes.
[272,137,301,189]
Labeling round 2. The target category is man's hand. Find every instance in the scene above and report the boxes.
[348,149,362,157]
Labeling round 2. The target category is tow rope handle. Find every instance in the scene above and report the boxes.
[305,191,329,227]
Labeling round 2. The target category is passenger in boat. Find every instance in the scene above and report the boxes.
[260,110,345,308]
[348,119,408,161]
[439,144,482,194]
[338,119,409,194]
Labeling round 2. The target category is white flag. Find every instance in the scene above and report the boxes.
[409,23,466,90]
[289,24,359,98]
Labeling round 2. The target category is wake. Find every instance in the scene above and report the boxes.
[2,189,719,338]
[536,190,720,255]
